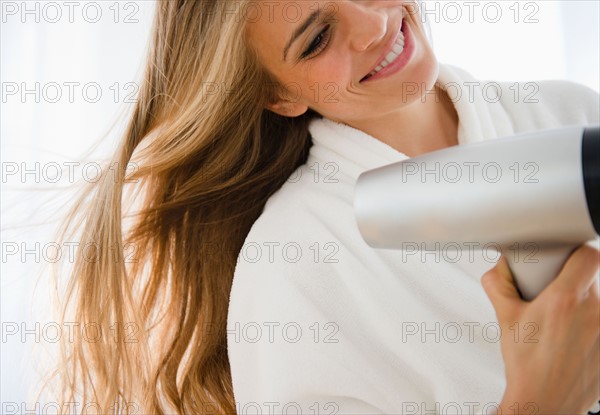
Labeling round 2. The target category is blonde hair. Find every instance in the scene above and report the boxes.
[45,1,319,413]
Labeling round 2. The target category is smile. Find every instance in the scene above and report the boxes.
[360,18,414,83]
[366,30,405,78]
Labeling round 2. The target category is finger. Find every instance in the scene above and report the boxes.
[589,275,600,300]
[582,290,600,341]
[481,255,522,321]
[551,245,600,298]
[581,339,600,413]
[582,276,600,314]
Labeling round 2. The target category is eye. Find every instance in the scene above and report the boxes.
[300,24,332,60]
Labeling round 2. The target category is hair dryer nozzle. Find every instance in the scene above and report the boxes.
[353,125,599,301]
[354,125,599,249]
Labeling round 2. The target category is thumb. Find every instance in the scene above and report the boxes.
[481,255,523,321]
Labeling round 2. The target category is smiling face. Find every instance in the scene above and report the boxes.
[245,0,439,124]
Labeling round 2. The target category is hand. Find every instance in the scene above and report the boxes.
[482,245,600,415]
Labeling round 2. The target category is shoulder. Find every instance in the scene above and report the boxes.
[534,79,599,122]
[226,162,348,348]
[441,63,599,131]
[226,205,383,412]
[227,163,349,311]
[496,77,599,130]
[226,164,392,410]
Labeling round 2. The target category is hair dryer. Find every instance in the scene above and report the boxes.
[354,125,599,301]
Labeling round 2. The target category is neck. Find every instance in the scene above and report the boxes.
[343,83,459,158]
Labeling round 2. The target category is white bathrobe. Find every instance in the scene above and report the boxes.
[226,62,600,415]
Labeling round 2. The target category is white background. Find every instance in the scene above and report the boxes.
[2,0,599,408]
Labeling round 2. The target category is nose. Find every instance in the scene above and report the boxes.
[345,2,388,52]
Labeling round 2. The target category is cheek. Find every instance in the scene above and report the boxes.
[308,51,353,89]
[314,64,345,86]
[303,54,354,103]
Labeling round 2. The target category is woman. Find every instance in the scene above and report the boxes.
[49,1,599,414]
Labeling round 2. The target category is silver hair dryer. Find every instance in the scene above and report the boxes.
[354,125,599,301]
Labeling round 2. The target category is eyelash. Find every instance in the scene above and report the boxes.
[301,24,332,60]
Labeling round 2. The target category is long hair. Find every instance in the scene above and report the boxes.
[46,1,318,413]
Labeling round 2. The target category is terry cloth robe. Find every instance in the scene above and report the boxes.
[227,62,600,415]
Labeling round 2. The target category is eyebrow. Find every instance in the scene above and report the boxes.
[283,9,320,62]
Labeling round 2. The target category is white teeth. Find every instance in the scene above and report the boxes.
[397,34,405,46]
[385,51,397,63]
[380,32,406,64]
[392,44,403,54]
[364,28,406,80]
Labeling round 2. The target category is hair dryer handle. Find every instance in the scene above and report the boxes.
[506,244,600,415]
[505,245,578,301]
